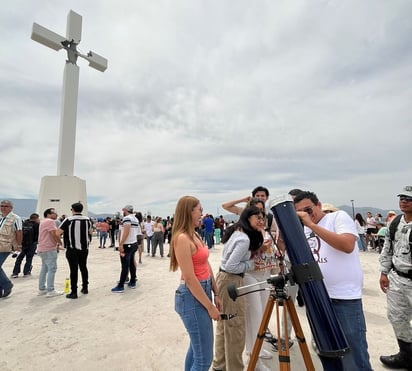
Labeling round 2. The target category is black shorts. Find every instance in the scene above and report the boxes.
[366,228,377,235]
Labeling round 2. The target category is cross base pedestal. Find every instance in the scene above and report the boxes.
[36,175,88,217]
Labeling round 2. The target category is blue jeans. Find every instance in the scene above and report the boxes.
[358,234,367,251]
[99,231,108,247]
[204,232,214,249]
[319,299,372,371]
[175,279,213,371]
[0,252,12,292]
[38,250,58,292]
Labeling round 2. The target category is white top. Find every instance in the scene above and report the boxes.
[304,210,363,299]
[220,231,253,274]
[143,221,154,237]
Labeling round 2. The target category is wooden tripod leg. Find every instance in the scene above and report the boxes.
[284,298,315,371]
[277,298,291,371]
[247,294,276,371]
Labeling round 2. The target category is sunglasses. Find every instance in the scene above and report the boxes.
[399,196,412,202]
[298,206,315,215]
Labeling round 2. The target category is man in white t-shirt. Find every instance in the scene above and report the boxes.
[111,205,139,293]
[294,191,372,371]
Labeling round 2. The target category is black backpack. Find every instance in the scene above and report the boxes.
[22,220,35,246]
[389,214,412,250]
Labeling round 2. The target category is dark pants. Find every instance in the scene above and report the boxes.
[118,243,137,287]
[110,230,115,246]
[13,243,37,275]
[66,248,89,293]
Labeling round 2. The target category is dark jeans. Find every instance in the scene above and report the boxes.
[118,243,137,287]
[0,252,12,293]
[13,243,37,275]
[66,248,89,293]
[110,230,115,246]
[319,299,372,371]
[145,236,153,254]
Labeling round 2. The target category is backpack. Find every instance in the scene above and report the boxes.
[389,214,412,250]
[22,220,35,246]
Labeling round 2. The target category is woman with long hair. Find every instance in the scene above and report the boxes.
[212,205,265,371]
[355,213,367,252]
[170,196,221,371]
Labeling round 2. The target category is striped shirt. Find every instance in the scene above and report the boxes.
[59,214,92,251]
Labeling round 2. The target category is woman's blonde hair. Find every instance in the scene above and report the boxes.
[169,196,200,272]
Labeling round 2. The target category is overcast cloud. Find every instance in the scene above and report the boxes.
[1,0,411,216]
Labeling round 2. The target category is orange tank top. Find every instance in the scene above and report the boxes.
[192,243,210,280]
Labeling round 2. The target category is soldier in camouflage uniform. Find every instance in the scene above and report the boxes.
[379,186,412,369]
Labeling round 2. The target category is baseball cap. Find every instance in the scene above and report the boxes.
[397,186,412,198]
[123,205,134,213]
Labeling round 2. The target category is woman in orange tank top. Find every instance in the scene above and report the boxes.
[170,196,221,371]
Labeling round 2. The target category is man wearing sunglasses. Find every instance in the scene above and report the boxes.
[294,191,372,371]
[379,186,412,369]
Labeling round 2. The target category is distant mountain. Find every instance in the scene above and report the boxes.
[5,199,398,221]
[5,199,37,219]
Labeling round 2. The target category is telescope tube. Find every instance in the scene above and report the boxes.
[270,195,349,357]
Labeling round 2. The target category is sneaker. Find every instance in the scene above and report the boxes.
[2,284,14,298]
[111,286,124,293]
[23,273,32,277]
[272,338,294,352]
[128,283,136,289]
[264,329,274,341]
[11,274,18,278]
[38,289,47,296]
[46,290,64,298]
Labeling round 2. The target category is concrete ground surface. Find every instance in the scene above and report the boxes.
[0,238,399,370]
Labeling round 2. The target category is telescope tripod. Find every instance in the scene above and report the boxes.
[247,287,315,371]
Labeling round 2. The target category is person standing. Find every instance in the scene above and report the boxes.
[57,202,92,299]
[294,191,372,371]
[12,213,40,278]
[170,196,221,371]
[212,205,264,371]
[97,218,110,248]
[143,215,154,256]
[37,208,64,298]
[135,212,144,264]
[151,217,165,257]
[0,200,22,298]
[365,211,377,249]
[355,213,368,252]
[379,186,412,369]
[202,214,215,250]
[111,205,139,293]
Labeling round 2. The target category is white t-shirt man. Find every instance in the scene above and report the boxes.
[304,210,363,299]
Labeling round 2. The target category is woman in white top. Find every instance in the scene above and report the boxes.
[151,217,165,257]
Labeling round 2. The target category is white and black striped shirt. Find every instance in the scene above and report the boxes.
[59,214,92,251]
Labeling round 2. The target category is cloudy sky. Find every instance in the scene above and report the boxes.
[1,1,411,217]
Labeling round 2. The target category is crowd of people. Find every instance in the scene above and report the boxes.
[1,184,411,370]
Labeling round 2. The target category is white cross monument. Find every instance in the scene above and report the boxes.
[31,10,107,217]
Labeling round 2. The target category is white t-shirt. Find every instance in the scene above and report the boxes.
[143,221,154,237]
[121,214,139,244]
[304,210,363,299]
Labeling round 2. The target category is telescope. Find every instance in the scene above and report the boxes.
[269,195,349,357]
